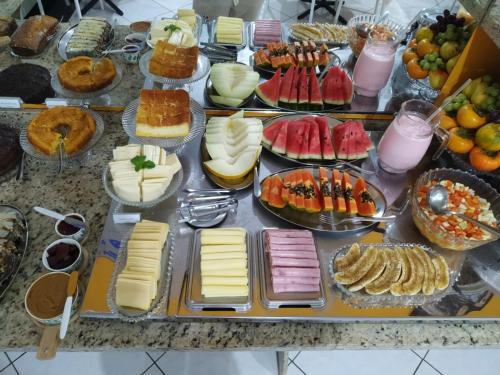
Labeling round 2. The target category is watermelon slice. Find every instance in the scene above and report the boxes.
[332,169,346,213]
[332,123,350,159]
[286,120,306,159]
[262,119,286,147]
[287,65,300,109]
[319,167,333,211]
[271,121,288,154]
[256,68,281,106]
[298,121,311,159]
[279,66,295,105]
[308,69,323,111]
[315,116,335,160]
[340,70,353,105]
[332,121,372,160]
[321,66,352,107]
[308,120,322,159]
[298,68,309,110]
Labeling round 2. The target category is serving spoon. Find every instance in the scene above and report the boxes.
[427,185,500,237]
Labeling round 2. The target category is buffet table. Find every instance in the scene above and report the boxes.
[0,19,499,368]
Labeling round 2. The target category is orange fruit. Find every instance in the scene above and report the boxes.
[469,146,500,172]
[408,38,417,49]
[406,58,428,80]
[416,39,439,58]
[439,114,457,130]
[402,48,418,64]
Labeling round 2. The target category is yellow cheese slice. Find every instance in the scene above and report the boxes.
[200,259,247,271]
[127,239,162,250]
[118,273,156,299]
[202,285,248,297]
[201,268,247,277]
[201,228,246,236]
[116,278,152,310]
[130,231,163,242]
[202,276,248,286]
[201,235,245,245]
[202,251,247,260]
[200,244,246,254]
[217,16,243,24]
[177,8,195,16]
[127,250,161,260]
[126,265,159,280]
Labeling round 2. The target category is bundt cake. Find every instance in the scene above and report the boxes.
[27,107,96,155]
[58,56,117,92]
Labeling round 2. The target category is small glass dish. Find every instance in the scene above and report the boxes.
[55,212,88,243]
[347,14,404,57]
[19,108,105,162]
[42,238,83,273]
[50,62,123,99]
[328,242,461,308]
[412,168,500,251]
[102,162,183,209]
[138,50,210,86]
[106,215,177,322]
[121,97,206,150]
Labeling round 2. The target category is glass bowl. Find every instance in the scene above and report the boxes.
[412,168,500,251]
[102,162,183,208]
[347,15,404,57]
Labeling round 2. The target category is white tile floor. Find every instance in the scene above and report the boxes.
[8,0,497,374]
[2,349,500,374]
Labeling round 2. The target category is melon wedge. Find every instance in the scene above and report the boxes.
[210,95,244,107]
[204,148,261,180]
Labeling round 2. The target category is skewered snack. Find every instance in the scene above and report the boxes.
[27,107,96,155]
[58,56,116,92]
[135,89,191,138]
[10,15,58,56]
[289,23,349,44]
[333,243,450,297]
[65,17,112,58]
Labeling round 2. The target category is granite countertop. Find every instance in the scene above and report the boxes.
[0,108,500,351]
[0,19,500,352]
[0,24,144,108]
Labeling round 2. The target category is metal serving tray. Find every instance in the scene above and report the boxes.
[208,19,248,50]
[247,21,283,51]
[257,229,326,309]
[186,229,253,312]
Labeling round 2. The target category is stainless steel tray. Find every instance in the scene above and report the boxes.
[208,19,248,50]
[328,242,461,308]
[0,204,29,300]
[248,21,283,51]
[186,229,253,312]
[106,211,178,321]
[257,229,326,309]
[57,24,115,61]
[256,166,387,234]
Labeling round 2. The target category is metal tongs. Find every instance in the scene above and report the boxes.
[178,189,238,225]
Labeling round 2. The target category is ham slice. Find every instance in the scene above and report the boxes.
[272,276,320,285]
[266,244,316,252]
[271,267,321,278]
[265,229,313,238]
[267,237,314,245]
[273,283,320,293]
[270,256,319,268]
[268,250,317,259]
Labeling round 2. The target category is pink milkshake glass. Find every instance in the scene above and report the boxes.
[377,99,447,174]
[352,31,398,97]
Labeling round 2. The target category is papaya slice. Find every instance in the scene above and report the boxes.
[319,167,333,212]
[294,171,305,211]
[287,172,297,209]
[342,171,358,215]
[282,173,293,203]
[332,169,346,213]
[261,176,272,202]
[302,171,321,213]
[353,177,376,217]
[268,175,286,208]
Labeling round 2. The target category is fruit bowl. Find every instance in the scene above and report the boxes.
[347,15,404,57]
[411,168,500,251]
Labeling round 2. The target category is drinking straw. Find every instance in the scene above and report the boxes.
[426,78,472,124]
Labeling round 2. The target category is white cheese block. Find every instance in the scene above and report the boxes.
[202,251,247,260]
[116,278,153,310]
[143,145,161,165]
[143,166,174,180]
[141,181,168,202]
[163,153,181,174]
[200,244,246,254]
[200,258,247,271]
[112,181,140,202]
[202,285,248,297]
[113,144,141,161]
[202,276,248,286]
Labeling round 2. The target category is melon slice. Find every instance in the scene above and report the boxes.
[262,120,286,147]
[256,68,281,106]
[210,95,244,107]
[204,148,261,180]
[210,63,259,100]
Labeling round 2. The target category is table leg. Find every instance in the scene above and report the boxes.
[276,351,288,375]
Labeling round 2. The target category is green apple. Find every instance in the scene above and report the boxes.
[440,41,459,61]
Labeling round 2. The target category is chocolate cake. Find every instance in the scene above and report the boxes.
[0,127,21,179]
[0,63,54,104]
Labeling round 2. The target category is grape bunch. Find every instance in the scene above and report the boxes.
[444,93,469,113]
[429,9,466,34]
[419,52,445,71]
